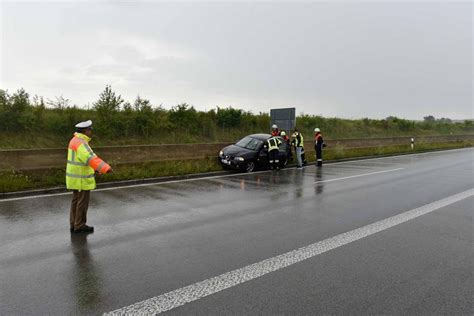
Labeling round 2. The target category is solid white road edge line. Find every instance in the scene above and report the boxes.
[314,168,403,183]
[0,167,404,203]
[0,170,270,202]
[1,147,470,203]
[104,188,474,315]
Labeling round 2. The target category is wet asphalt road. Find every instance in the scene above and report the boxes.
[0,149,473,315]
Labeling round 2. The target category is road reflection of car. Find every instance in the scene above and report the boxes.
[218,134,290,172]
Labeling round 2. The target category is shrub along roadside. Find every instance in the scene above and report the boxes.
[0,141,472,193]
[1,87,473,149]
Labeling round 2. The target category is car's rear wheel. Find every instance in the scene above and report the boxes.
[245,161,256,173]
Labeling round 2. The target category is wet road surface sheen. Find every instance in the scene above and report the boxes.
[0,149,473,315]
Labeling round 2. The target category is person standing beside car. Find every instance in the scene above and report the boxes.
[265,135,282,170]
[271,124,280,137]
[292,128,304,169]
[314,128,325,166]
[66,120,112,233]
[280,131,292,161]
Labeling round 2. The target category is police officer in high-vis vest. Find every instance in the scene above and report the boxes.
[265,135,282,170]
[67,120,112,233]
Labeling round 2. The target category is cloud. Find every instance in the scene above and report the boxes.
[1,1,472,119]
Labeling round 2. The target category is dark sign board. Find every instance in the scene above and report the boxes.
[270,107,296,132]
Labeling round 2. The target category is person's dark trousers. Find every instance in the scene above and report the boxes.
[70,190,91,230]
[269,149,279,169]
[316,146,323,166]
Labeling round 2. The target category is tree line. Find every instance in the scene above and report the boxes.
[1,86,472,147]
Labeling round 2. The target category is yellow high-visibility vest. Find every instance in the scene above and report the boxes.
[267,137,282,151]
[66,133,110,191]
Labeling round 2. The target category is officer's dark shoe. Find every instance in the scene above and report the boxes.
[73,225,94,233]
[70,227,74,233]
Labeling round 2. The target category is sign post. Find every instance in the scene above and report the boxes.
[270,108,296,132]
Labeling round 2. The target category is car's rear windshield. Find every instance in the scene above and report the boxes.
[236,136,263,150]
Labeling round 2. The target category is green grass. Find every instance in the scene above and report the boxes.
[321,141,473,161]
[0,158,222,193]
[291,141,473,168]
[0,141,472,193]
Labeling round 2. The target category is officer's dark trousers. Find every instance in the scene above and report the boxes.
[316,147,323,166]
[269,149,279,169]
[70,190,90,230]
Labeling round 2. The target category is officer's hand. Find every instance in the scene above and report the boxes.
[107,168,113,174]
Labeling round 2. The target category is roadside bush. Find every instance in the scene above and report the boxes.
[0,86,472,149]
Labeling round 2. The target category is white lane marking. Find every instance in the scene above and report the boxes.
[0,170,271,203]
[0,191,72,202]
[104,188,474,315]
[1,147,471,203]
[314,168,403,184]
[328,147,472,166]
[0,167,403,203]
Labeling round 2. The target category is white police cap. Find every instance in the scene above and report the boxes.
[75,120,93,129]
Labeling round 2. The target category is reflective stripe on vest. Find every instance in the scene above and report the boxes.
[66,172,95,179]
[267,137,280,151]
[83,144,94,155]
[86,153,97,165]
[96,161,106,172]
[67,160,88,166]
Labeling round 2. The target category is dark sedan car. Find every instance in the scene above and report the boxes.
[218,133,290,172]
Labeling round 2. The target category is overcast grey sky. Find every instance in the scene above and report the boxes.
[1,0,472,119]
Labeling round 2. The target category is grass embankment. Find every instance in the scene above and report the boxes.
[0,141,472,194]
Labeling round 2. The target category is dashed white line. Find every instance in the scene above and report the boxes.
[0,167,403,203]
[104,188,474,315]
[314,168,403,184]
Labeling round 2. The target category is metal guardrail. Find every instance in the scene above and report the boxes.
[0,135,472,171]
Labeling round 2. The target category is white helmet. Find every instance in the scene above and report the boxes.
[314,128,320,132]
[280,131,286,136]
[272,124,278,129]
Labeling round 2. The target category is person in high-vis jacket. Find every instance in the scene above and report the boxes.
[291,129,305,169]
[67,120,112,233]
[265,136,282,170]
[314,128,325,166]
